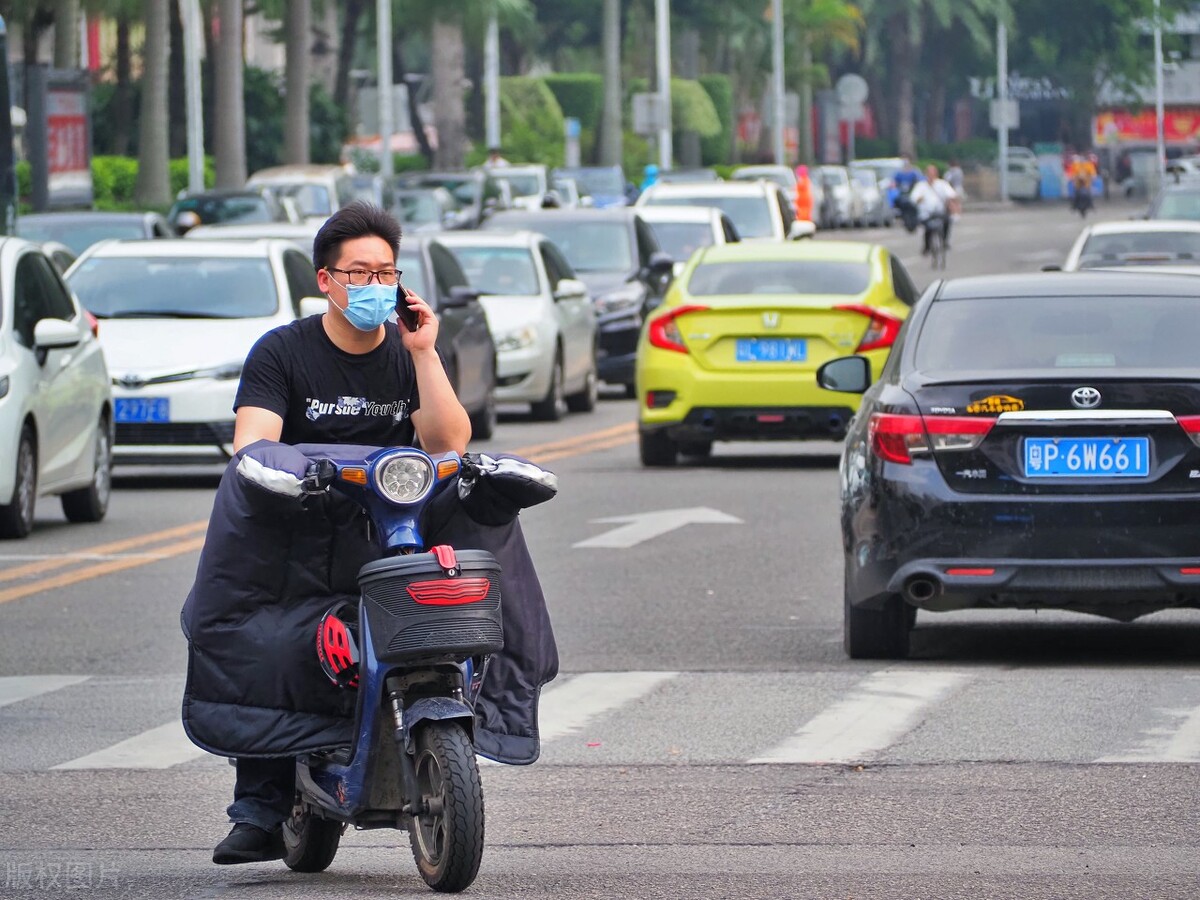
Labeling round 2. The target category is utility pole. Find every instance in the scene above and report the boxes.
[1155,0,1166,188]
[655,0,672,170]
[484,13,500,151]
[377,0,394,178]
[771,0,785,165]
[997,21,1008,202]
[179,0,204,192]
[600,0,622,166]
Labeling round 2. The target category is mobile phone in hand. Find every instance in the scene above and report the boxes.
[396,285,420,331]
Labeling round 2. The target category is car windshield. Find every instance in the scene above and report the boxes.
[274,183,332,217]
[646,221,716,262]
[493,172,542,198]
[448,246,540,296]
[1078,232,1200,267]
[15,219,145,255]
[171,196,273,225]
[821,168,850,186]
[515,221,632,273]
[1153,191,1200,220]
[412,177,480,208]
[687,259,870,295]
[646,195,774,238]
[915,295,1200,372]
[394,252,428,298]
[68,256,280,318]
[567,168,624,196]
[396,193,446,226]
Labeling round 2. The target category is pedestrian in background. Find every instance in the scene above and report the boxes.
[794,165,814,223]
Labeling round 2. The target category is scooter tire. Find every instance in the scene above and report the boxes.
[282,805,342,873]
[408,722,484,893]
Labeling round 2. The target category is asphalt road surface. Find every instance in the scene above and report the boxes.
[2,197,1198,900]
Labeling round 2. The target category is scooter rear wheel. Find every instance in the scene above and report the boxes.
[408,722,484,892]
[282,804,342,872]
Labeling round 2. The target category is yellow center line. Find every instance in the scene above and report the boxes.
[0,520,209,584]
[533,431,638,463]
[509,422,636,459]
[0,535,208,606]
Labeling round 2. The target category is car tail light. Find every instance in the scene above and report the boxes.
[869,413,996,464]
[1177,415,1200,448]
[835,304,903,353]
[646,304,709,354]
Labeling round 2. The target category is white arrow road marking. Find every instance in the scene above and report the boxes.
[573,507,743,549]
[0,675,89,708]
[750,669,972,764]
[1098,705,1200,763]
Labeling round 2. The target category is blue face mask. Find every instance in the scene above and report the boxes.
[339,282,398,331]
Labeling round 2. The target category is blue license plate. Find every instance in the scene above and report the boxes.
[736,338,807,362]
[115,398,170,424]
[1023,437,1150,478]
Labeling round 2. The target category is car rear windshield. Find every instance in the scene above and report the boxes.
[516,221,633,273]
[647,222,716,262]
[568,168,624,197]
[647,195,775,239]
[15,219,145,256]
[493,172,542,198]
[448,246,540,296]
[1078,231,1200,267]
[687,259,871,296]
[1153,192,1200,220]
[273,183,332,217]
[171,196,273,225]
[68,257,279,318]
[915,294,1200,371]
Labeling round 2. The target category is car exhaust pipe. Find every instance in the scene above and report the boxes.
[903,575,941,604]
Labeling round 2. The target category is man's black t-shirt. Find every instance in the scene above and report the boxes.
[235,316,424,446]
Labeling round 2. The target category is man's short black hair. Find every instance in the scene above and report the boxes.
[312,201,402,271]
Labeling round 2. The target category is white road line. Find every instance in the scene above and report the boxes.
[51,719,207,770]
[750,669,972,764]
[1098,705,1200,763]
[538,671,679,742]
[0,675,89,708]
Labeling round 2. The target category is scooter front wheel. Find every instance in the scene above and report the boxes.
[408,722,484,892]
[282,803,342,872]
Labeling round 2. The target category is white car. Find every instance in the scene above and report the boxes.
[636,205,741,276]
[1062,220,1200,271]
[635,180,813,241]
[246,164,359,222]
[481,164,551,211]
[815,165,867,228]
[65,239,325,464]
[437,231,598,421]
[0,238,113,538]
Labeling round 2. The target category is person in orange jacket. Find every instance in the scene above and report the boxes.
[794,164,814,223]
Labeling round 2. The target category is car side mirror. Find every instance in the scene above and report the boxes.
[789,220,817,240]
[553,277,589,301]
[34,317,81,350]
[443,285,480,308]
[299,296,328,318]
[816,356,872,393]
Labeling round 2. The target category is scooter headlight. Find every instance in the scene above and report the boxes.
[373,453,434,504]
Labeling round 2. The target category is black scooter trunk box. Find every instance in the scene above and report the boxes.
[358,550,504,665]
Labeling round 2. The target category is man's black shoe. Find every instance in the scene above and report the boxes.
[212,823,285,865]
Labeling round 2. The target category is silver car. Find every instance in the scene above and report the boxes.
[438,231,598,421]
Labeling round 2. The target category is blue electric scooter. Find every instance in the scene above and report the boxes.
[282,444,503,893]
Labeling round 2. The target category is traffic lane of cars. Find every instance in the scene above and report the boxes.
[818,270,1200,659]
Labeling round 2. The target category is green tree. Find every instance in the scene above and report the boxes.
[213,0,247,185]
[134,0,170,205]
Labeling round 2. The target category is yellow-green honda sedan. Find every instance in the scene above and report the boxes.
[636,240,915,466]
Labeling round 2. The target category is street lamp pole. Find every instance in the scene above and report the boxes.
[771,0,785,165]
[485,14,501,151]
[178,0,204,193]
[997,20,1008,203]
[1155,0,1166,187]
[655,0,672,171]
[377,0,394,179]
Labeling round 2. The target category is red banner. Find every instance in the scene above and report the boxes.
[1094,108,1200,145]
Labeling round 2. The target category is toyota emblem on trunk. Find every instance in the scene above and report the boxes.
[1071,386,1101,409]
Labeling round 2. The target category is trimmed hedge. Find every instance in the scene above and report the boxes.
[543,73,604,132]
[499,76,565,167]
[699,74,733,166]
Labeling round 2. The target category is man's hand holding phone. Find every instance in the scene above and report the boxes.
[396,283,421,332]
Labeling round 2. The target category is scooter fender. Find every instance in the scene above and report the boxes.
[403,697,476,753]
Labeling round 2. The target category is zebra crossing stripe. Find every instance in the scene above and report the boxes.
[51,719,208,770]
[1098,704,1200,763]
[0,675,89,709]
[749,669,972,764]
[535,671,679,742]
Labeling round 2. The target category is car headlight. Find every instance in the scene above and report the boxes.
[373,453,434,504]
[595,285,643,315]
[496,325,538,352]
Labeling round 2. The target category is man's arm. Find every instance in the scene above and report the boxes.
[233,406,284,453]
[409,346,471,455]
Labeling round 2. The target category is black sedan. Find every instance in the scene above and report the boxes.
[817,271,1200,659]
[481,208,674,394]
[397,236,498,440]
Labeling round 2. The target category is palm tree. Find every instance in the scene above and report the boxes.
[52,0,77,67]
[134,0,169,205]
[284,0,311,164]
[599,0,622,166]
[213,0,247,186]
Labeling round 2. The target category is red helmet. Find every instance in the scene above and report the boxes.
[316,601,360,689]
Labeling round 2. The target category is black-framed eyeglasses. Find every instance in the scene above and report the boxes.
[326,267,402,287]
